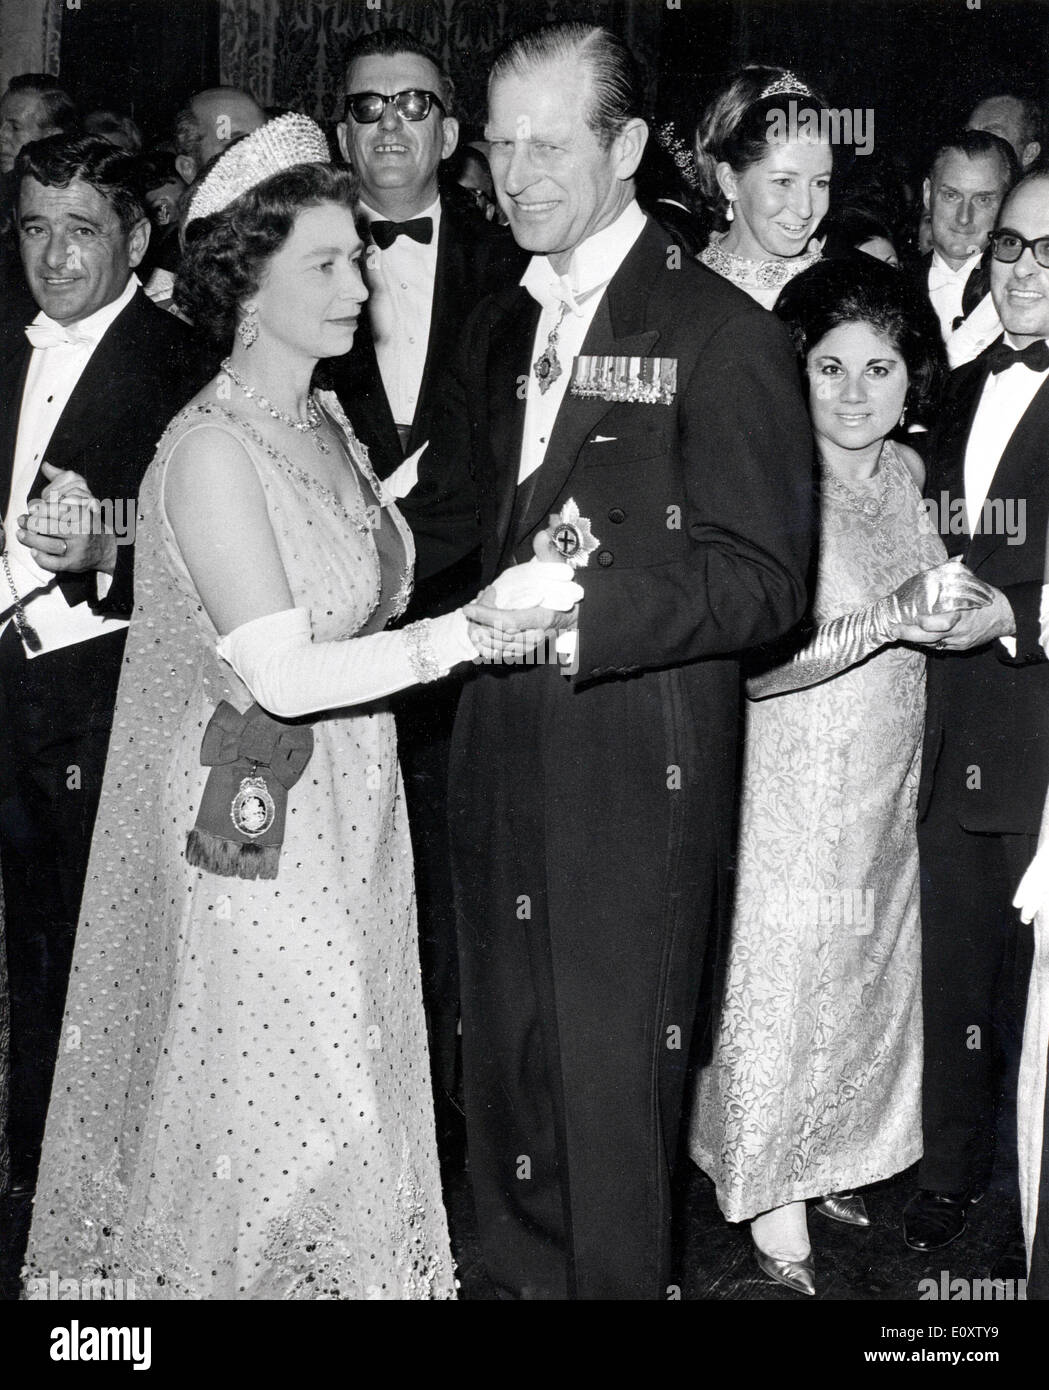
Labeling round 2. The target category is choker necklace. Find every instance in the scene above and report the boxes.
[220,358,330,454]
[700,234,821,291]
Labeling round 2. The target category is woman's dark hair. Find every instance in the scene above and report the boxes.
[15,133,146,231]
[774,256,947,421]
[175,162,359,348]
[694,64,830,227]
[819,204,897,262]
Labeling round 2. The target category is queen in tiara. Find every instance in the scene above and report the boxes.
[21,113,481,1300]
[694,65,831,309]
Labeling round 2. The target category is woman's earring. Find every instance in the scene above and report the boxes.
[238,303,259,349]
[725,201,735,222]
[898,407,907,428]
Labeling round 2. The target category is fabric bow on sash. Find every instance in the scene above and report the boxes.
[185,701,314,880]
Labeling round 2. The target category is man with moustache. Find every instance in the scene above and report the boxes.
[913,130,1017,368]
[903,172,1049,1252]
[330,29,525,1149]
[0,135,204,1195]
[414,21,813,1298]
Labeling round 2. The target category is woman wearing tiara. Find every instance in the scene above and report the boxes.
[694,66,831,309]
[22,115,579,1299]
[689,258,994,1296]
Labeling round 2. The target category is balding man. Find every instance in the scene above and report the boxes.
[173,86,266,187]
[968,91,1043,174]
[904,171,1049,1253]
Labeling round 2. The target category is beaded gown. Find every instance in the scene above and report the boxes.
[690,443,939,1221]
[23,393,455,1299]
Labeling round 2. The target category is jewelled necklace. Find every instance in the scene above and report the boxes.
[220,358,330,454]
[700,235,821,291]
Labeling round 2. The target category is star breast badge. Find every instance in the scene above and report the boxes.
[551,498,600,568]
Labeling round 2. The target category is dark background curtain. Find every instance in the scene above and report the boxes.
[17,0,1049,172]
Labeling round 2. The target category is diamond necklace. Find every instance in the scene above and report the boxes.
[220,358,330,454]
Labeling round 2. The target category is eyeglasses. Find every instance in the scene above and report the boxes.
[990,228,1049,270]
[345,89,445,124]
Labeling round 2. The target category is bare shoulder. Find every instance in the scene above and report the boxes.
[893,441,926,491]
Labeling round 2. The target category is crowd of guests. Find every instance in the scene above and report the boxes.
[0,19,1046,1301]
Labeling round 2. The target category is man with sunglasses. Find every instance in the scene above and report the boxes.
[904,171,1049,1255]
[329,30,526,1176]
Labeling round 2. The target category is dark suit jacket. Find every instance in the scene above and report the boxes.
[321,197,527,481]
[904,247,990,328]
[0,286,209,621]
[920,339,1049,834]
[410,215,815,683]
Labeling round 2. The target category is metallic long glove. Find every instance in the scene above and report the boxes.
[748,560,995,700]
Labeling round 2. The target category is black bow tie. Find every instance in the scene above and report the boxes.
[987,338,1049,375]
[368,216,433,250]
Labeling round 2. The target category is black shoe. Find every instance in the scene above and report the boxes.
[903,1188,984,1252]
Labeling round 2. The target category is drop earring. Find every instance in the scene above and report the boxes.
[238,303,259,349]
[725,202,735,222]
[898,406,907,429]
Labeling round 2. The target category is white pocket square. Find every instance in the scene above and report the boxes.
[591,435,617,443]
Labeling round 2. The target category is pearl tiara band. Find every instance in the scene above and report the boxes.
[185,113,331,226]
[759,72,815,102]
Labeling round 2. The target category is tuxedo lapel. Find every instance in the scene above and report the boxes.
[410,208,457,454]
[0,332,30,517]
[511,293,659,547]
[489,289,540,559]
[967,369,1049,569]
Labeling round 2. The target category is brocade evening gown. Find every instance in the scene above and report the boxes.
[23,393,455,1299]
[690,442,939,1221]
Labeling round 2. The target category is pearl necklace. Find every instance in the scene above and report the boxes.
[220,358,330,454]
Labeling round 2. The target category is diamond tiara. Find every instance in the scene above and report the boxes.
[185,113,331,226]
[759,72,815,102]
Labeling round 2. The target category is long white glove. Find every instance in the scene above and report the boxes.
[486,558,584,612]
[217,607,478,718]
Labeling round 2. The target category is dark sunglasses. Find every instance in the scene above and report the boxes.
[990,228,1049,270]
[345,89,445,124]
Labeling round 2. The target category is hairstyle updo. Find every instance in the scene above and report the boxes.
[175,162,359,348]
[693,64,829,229]
[773,255,947,423]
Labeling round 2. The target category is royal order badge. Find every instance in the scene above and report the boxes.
[551,498,600,568]
[231,774,277,839]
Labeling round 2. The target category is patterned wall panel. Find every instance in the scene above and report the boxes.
[219,0,662,132]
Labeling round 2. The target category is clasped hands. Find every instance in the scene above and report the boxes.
[14,463,117,576]
[888,558,1012,651]
[465,525,581,663]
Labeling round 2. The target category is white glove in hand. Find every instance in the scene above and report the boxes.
[487,558,584,612]
[1014,845,1049,925]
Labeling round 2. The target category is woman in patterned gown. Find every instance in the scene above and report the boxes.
[689,258,995,1295]
[693,66,831,310]
[19,119,577,1300]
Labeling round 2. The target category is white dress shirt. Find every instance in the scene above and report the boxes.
[1,274,139,657]
[519,198,647,485]
[963,333,1049,654]
[928,250,1003,368]
[359,197,441,430]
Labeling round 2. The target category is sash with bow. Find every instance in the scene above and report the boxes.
[185,701,314,881]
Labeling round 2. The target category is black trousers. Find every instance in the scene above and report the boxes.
[449,660,725,1300]
[0,625,124,1183]
[917,782,1035,1195]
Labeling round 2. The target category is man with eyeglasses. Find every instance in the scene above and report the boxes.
[329,30,526,1177]
[903,171,1049,1257]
